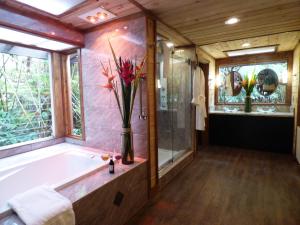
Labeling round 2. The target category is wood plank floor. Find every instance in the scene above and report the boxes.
[127,146,300,225]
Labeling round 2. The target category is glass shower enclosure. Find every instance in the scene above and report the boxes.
[156,38,193,172]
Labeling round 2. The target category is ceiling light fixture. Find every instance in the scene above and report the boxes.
[96,12,107,20]
[225,17,240,25]
[242,42,250,48]
[123,26,128,30]
[86,16,98,23]
[166,42,174,48]
[226,46,276,57]
[79,7,116,24]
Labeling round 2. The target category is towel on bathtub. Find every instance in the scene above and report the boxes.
[8,185,75,225]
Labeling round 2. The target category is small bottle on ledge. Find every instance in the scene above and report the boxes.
[109,156,114,174]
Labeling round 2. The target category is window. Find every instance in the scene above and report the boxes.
[16,0,86,16]
[217,61,289,104]
[66,52,83,137]
[0,44,52,147]
[0,26,76,51]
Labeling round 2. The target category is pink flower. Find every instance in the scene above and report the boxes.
[101,66,115,91]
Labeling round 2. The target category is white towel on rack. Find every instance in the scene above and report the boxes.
[8,185,75,225]
[191,67,207,130]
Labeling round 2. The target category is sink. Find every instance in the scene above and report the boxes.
[256,106,276,113]
[223,107,239,113]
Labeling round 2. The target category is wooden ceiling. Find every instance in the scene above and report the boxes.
[137,0,300,45]
[1,0,300,50]
[199,31,300,59]
[1,0,142,30]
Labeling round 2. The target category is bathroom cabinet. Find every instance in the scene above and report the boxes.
[209,114,294,153]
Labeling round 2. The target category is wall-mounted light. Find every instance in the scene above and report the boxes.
[166,42,174,48]
[225,17,240,25]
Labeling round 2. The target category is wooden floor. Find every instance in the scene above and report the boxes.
[128,146,300,225]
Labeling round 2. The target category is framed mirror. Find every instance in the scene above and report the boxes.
[256,68,279,96]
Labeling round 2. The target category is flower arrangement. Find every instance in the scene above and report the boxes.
[242,71,257,112]
[101,41,146,164]
[242,72,257,96]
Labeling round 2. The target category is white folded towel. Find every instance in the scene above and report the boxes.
[8,185,75,225]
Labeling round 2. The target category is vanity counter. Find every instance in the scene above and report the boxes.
[209,110,294,117]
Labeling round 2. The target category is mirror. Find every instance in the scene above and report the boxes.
[224,71,243,96]
[256,68,278,96]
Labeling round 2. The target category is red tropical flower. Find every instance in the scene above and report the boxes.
[101,83,113,90]
[118,58,135,86]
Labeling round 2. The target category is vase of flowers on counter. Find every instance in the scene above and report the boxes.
[242,72,257,113]
[101,41,146,165]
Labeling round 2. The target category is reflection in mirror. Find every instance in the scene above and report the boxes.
[224,71,243,96]
[256,68,279,96]
[217,62,287,104]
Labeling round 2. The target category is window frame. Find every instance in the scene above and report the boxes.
[0,41,57,151]
[62,49,85,140]
[215,51,293,106]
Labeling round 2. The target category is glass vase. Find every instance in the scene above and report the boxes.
[244,95,252,112]
[121,127,134,165]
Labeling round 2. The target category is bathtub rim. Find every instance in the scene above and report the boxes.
[0,143,114,219]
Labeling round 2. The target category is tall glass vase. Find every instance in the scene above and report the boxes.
[121,127,134,165]
[244,95,252,112]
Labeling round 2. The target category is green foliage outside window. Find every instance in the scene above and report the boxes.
[69,54,82,136]
[0,48,52,147]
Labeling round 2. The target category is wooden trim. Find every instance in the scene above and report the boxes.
[61,50,86,140]
[215,51,293,105]
[145,17,159,196]
[0,3,84,47]
[51,52,65,138]
[0,2,82,31]
[77,49,86,140]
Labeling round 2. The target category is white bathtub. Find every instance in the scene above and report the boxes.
[0,143,108,217]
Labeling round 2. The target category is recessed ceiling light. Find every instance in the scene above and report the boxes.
[226,46,276,57]
[242,42,251,48]
[123,26,128,30]
[166,42,174,48]
[115,29,119,32]
[225,17,240,25]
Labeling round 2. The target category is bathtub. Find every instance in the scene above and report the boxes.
[0,143,108,217]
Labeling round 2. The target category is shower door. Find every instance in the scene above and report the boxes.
[156,40,192,171]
